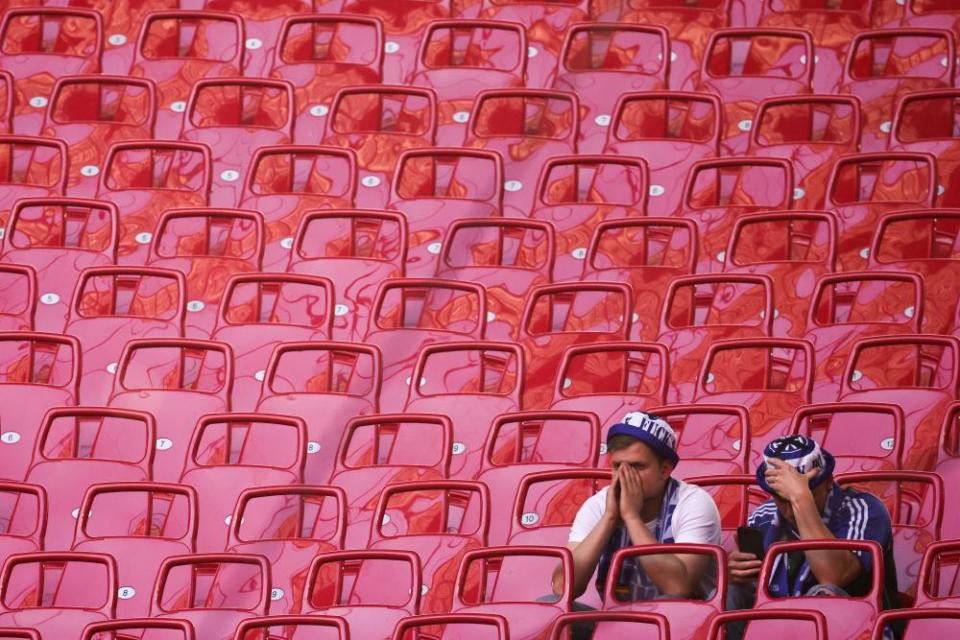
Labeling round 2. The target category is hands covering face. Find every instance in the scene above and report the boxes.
[616,464,645,523]
[764,458,818,503]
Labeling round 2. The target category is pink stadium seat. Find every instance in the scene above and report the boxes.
[226,486,346,615]
[131,11,244,140]
[331,413,452,549]
[0,136,68,232]
[239,146,358,272]
[233,615,349,640]
[825,151,938,272]
[71,482,198,618]
[0,482,45,571]
[915,539,960,608]
[97,140,213,265]
[548,611,670,640]
[25,406,155,550]
[870,609,960,640]
[723,211,837,338]
[681,157,796,276]
[649,404,751,478]
[840,29,955,152]
[369,480,489,615]
[900,0,960,38]
[0,332,79,481]
[935,403,960,538]
[686,474,765,553]
[0,552,117,636]
[42,75,157,197]
[212,272,334,411]
[323,85,438,209]
[533,156,649,284]
[392,613,509,640]
[66,266,186,404]
[304,549,422,639]
[255,341,380,484]
[178,413,306,552]
[698,28,814,155]
[108,338,233,483]
[0,9,103,136]
[465,88,579,218]
[708,609,830,640]
[151,553,270,640]
[604,91,722,217]
[477,410,600,546]
[803,272,924,402]
[582,218,695,341]
[0,264,35,332]
[754,539,884,640]
[453,546,571,640]
[791,402,906,473]
[657,274,774,403]
[146,207,264,338]
[520,282,632,409]
[603,544,726,640]
[554,24,669,153]
[82,618,195,640]
[365,278,487,413]
[838,334,960,472]
[0,629,40,640]
[0,71,10,133]
[181,78,295,207]
[748,94,862,210]
[889,89,960,207]
[388,148,502,278]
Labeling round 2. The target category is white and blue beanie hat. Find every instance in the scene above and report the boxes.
[756,435,836,494]
[607,411,679,465]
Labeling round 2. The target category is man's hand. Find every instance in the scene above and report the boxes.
[728,550,762,586]
[618,464,645,523]
[763,458,818,503]
[604,467,621,524]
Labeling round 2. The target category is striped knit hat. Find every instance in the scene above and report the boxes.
[756,435,836,494]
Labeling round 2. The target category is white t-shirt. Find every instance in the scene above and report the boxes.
[568,480,721,545]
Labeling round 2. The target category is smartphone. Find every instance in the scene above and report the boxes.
[736,526,766,559]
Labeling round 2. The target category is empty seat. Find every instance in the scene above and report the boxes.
[108,338,233,482]
[900,0,960,39]
[151,553,270,640]
[915,539,960,608]
[685,474,765,553]
[803,272,924,402]
[0,552,117,636]
[0,264,35,332]
[548,611,670,640]
[304,549,422,639]
[0,71,10,133]
[724,211,837,338]
[233,615,349,640]
[71,482,198,618]
[42,75,156,197]
[507,468,610,547]
[791,402,906,473]
[533,156,650,284]
[239,146,358,271]
[392,613,509,640]
[212,273,334,411]
[178,413,306,551]
[388,148,504,279]
[698,28,814,154]
[226,486,347,614]
[649,404,751,478]
[553,24,669,153]
[25,406,155,550]
[707,609,829,640]
[66,266,186,404]
[0,136,68,231]
[255,341,381,484]
[465,89,579,217]
[82,619,195,640]
[0,332,79,481]
[369,480,490,615]
[323,85,437,209]
[826,152,938,273]
[871,608,960,640]
[97,140,213,265]
[604,91,721,217]
[1,197,118,333]
[0,482,45,570]
[935,403,960,538]
[131,11,244,140]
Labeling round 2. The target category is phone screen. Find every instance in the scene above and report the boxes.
[737,526,765,558]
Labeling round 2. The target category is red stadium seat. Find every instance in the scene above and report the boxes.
[71,482,198,618]
[369,480,489,615]
[901,0,960,39]
[825,151,937,271]
[889,89,960,208]
[255,341,381,484]
[0,482,45,571]
[453,546,572,639]
[686,474,765,553]
[25,407,155,550]
[304,549,422,638]
[554,24,669,153]
[707,609,829,640]
[507,468,610,547]
[331,413,452,549]
[131,11,244,140]
[108,338,233,483]
[151,553,270,640]
[0,71,10,134]
[0,332,79,481]
[83,618,196,640]
[233,615,349,640]
[790,402,906,473]
[649,404,751,478]
[97,140,213,265]
[870,608,960,640]
[392,613,509,640]
[548,611,670,640]
[0,552,117,636]
[0,136,68,232]
[226,486,347,614]
[178,413,306,552]
[936,403,960,539]
[604,91,722,217]
[915,539,960,608]
[0,264,35,332]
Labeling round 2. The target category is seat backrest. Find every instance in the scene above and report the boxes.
[553,342,669,406]
[227,485,346,551]
[440,219,553,276]
[406,341,523,405]
[684,157,795,214]
[892,88,960,146]
[726,211,837,271]
[915,540,960,605]
[707,609,828,640]
[835,471,943,540]
[0,135,68,196]
[289,209,407,270]
[659,274,774,335]
[2,197,118,261]
[369,278,486,338]
[68,266,186,328]
[272,14,383,79]
[939,401,960,463]
[73,482,198,549]
[870,209,960,264]
[45,75,156,133]
[306,549,421,613]
[482,411,600,471]
[608,91,721,153]
[453,545,572,607]
[181,412,307,478]
[751,94,861,152]
[534,155,649,217]
[0,552,116,616]
[391,613,508,640]
[647,404,751,473]
[558,23,669,83]
[521,282,632,339]
[390,148,503,211]
[697,338,814,401]
[100,140,212,201]
[685,474,766,548]
[133,10,244,74]
[233,615,349,640]
[241,144,357,211]
[215,273,334,334]
[604,543,726,606]
[844,28,955,86]
[0,8,102,68]
[871,608,960,640]
[701,28,814,88]
[184,78,294,137]
[585,218,696,276]
[148,208,264,269]
[548,611,670,640]
[111,338,233,404]
[0,482,46,549]
[325,85,438,147]
[807,272,924,330]
[259,341,381,406]
[152,554,269,615]
[32,406,155,472]
[840,335,960,397]
[334,413,453,478]
[826,152,938,212]
[0,265,36,331]
[508,469,610,544]
[791,402,906,471]
[370,480,489,545]
[466,88,578,148]
[82,618,195,640]
[0,331,80,400]
[414,19,527,80]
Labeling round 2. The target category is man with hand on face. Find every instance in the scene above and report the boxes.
[727,435,899,636]
[551,411,722,607]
